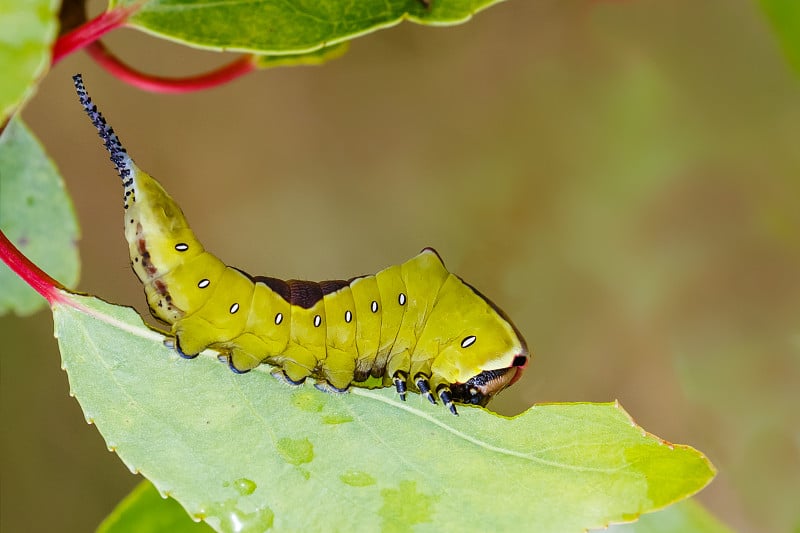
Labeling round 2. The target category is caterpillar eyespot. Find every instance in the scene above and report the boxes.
[73,73,530,415]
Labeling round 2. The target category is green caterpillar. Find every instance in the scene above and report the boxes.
[73,74,529,415]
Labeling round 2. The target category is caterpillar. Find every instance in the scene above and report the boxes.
[73,74,529,415]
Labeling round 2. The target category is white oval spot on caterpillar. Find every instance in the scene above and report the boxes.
[345,310,352,323]
[229,303,239,314]
[314,315,322,327]
[371,301,378,313]
[198,279,210,289]
[275,312,283,325]
[398,293,406,306]
[461,335,477,348]
[174,243,189,252]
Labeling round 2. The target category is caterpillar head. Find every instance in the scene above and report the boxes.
[427,277,529,406]
[448,354,528,406]
[444,326,528,407]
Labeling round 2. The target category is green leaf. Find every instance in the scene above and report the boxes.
[607,499,734,533]
[0,0,59,122]
[0,118,80,316]
[758,0,800,73]
[97,480,214,533]
[54,292,715,533]
[117,0,506,54]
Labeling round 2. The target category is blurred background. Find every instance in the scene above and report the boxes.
[2,0,798,531]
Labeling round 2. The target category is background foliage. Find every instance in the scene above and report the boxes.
[1,0,798,531]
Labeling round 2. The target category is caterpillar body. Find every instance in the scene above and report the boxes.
[73,74,529,415]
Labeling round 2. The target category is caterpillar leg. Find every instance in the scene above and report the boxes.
[437,385,459,416]
[226,347,265,375]
[281,357,316,386]
[321,349,357,392]
[270,369,306,386]
[414,373,437,405]
[164,337,199,359]
[313,380,349,394]
[392,370,408,401]
[225,356,251,375]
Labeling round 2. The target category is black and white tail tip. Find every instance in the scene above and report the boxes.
[72,74,133,184]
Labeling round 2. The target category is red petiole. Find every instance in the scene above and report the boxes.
[85,41,257,93]
[51,5,256,93]
[0,230,69,306]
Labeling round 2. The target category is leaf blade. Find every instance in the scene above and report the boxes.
[54,291,715,533]
[0,0,59,121]
[97,480,214,533]
[757,0,800,74]
[607,498,734,533]
[117,0,507,54]
[0,119,80,316]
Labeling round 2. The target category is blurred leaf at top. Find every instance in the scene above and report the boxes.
[758,0,800,73]
[56,292,714,533]
[116,0,506,53]
[0,119,80,316]
[0,0,59,123]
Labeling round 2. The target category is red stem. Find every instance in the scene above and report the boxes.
[51,5,254,93]
[52,8,134,65]
[0,230,67,305]
[86,40,258,93]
